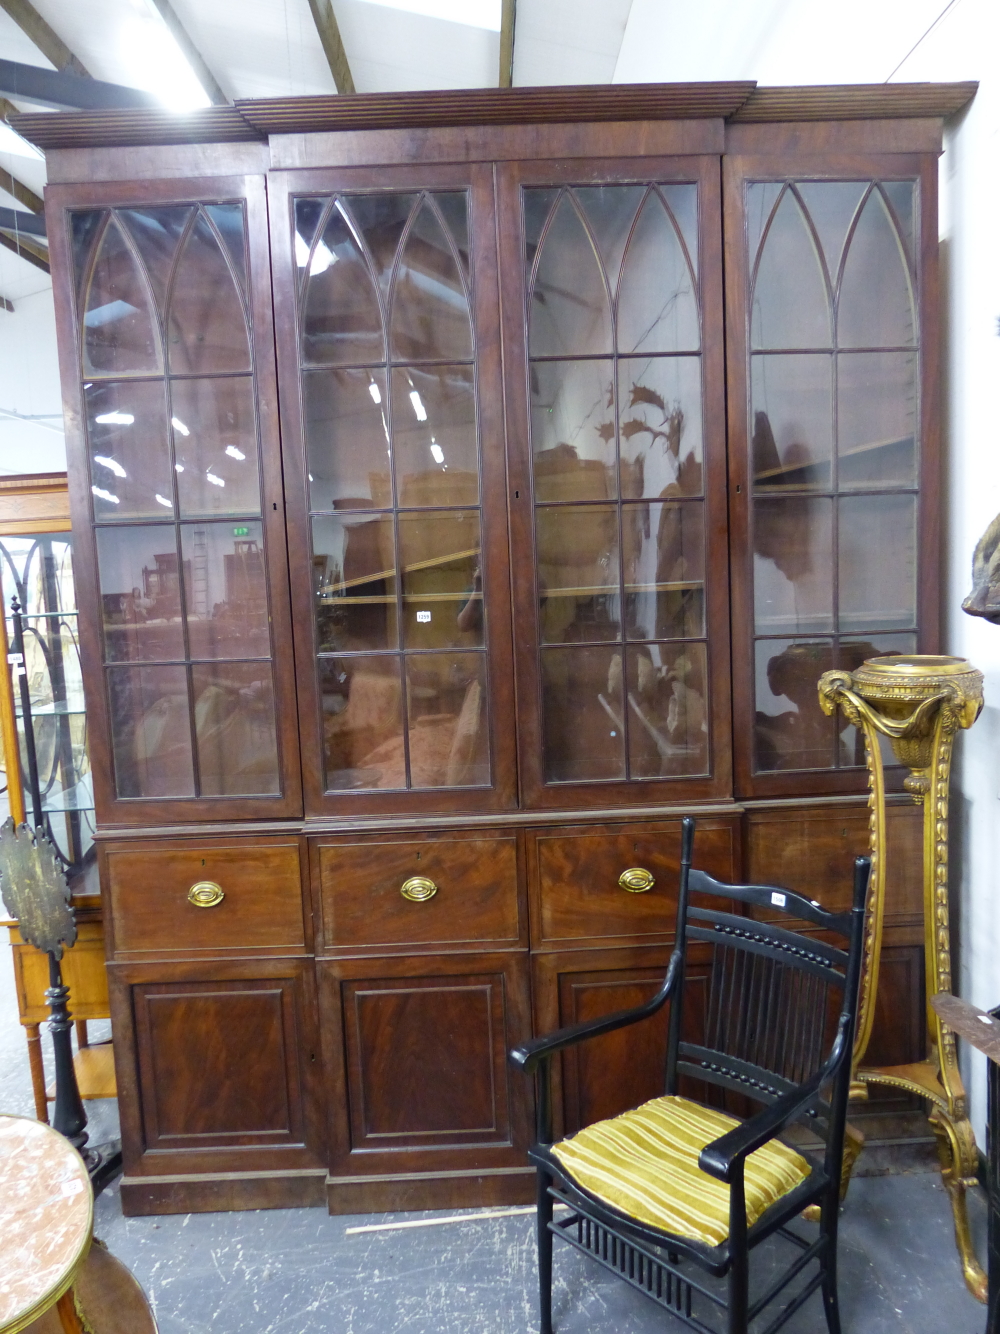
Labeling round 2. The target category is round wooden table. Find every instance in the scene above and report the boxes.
[0,1115,93,1334]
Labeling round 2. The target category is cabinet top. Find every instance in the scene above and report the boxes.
[12,81,977,153]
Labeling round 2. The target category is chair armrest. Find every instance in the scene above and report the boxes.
[697,1074,824,1184]
[510,949,682,1076]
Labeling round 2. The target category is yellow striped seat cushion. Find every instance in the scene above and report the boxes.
[550,1095,810,1247]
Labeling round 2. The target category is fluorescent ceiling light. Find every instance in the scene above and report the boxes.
[171,416,190,436]
[174,463,184,473]
[409,391,427,422]
[154,493,172,508]
[354,0,501,29]
[206,471,225,487]
[368,382,382,405]
[85,301,138,329]
[119,7,212,113]
[225,445,245,460]
[95,411,135,426]
[0,122,44,161]
[430,443,444,464]
[91,486,120,504]
[93,454,127,478]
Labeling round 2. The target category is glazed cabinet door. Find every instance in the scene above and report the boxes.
[46,175,301,824]
[497,157,731,809]
[269,165,516,816]
[724,152,940,798]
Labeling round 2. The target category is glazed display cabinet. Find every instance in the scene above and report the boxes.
[19,79,973,1215]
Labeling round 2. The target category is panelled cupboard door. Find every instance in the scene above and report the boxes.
[45,175,302,824]
[497,157,732,809]
[723,152,941,799]
[269,165,517,816]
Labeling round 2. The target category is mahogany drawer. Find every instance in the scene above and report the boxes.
[530,818,738,947]
[316,835,523,953]
[104,842,306,956]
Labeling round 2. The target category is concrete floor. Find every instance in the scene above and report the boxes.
[0,940,991,1334]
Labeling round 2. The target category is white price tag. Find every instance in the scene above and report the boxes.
[770,892,786,907]
[416,610,431,624]
[7,652,22,664]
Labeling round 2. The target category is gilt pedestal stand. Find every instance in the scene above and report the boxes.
[818,655,985,1302]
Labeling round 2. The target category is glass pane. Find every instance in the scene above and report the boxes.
[881,181,916,265]
[626,642,708,778]
[172,377,261,517]
[839,494,916,633]
[751,354,833,491]
[347,193,417,298]
[167,210,250,374]
[619,356,703,498]
[107,663,194,797]
[524,188,558,263]
[836,632,917,767]
[192,661,279,795]
[617,191,699,354]
[86,380,171,521]
[405,652,489,788]
[117,206,191,312]
[791,183,867,292]
[432,192,470,280]
[541,645,625,782]
[537,504,619,644]
[300,198,385,367]
[398,510,482,650]
[661,184,699,277]
[837,351,917,489]
[531,360,615,502]
[204,204,248,295]
[750,187,831,350]
[96,525,185,663]
[838,188,916,349]
[529,192,612,357]
[754,638,836,771]
[320,655,404,790]
[573,185,645,295]
[392,366,479,507]
[180,522,270,659]
[305,368,390,511]
[754,496,834,634]
[745,182,783,275]
[82,217,161,377]
[390,197,472,362]
[72,211,104,302]
[624,501,704,640]
[312,513,397,653]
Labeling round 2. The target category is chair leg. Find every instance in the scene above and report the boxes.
[537,1168,554,1334]
[728,1251,749,1334]
[820,1188,842,1334]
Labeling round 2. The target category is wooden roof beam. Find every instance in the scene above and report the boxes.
[0,59,157,111]
[499,0,515,89]
[0,164,43,215]
[0,296,13,313]
[0,228,48,273]
[306,0,356,95]
[145,0,228,106]
[0,0,90,77]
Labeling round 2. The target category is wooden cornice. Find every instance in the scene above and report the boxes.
[9,82,980,152]
[0,471,69,534]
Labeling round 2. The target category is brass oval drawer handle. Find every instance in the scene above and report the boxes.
[188,881,225,908]
[400,876,437,903]
[619,867,654,894]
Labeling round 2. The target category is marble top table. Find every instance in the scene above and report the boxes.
[0,1115,93,1334]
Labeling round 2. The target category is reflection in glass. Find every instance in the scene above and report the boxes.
[192,661,279,795]
[320,655,404,790]
[573,185,645,292]
[836,633,917,766]
[624,502,704,640]
[107,663,194,797]
[398,510,482,650]
[794,183,867,289]
[392,365,479,506]
[304,368,390,511]
[118,206,191,311]
[529,192,612,357]
[531,360,615,502]
[541,645,625,782]
[405,652,489,787]
[204,204,248,295]
[838,188,916,349]
[626,642,708,777]
[96,525,185,663]
[750,355,833,490]
[837,352,917,488]
[750,187,832,351]
[617,190,699,354]
[880,181,916,266]
[536,504,620,644]
[83,217,161,377]
[754,638,836,772]
[839,494,916,633]
[312,513,397,653]
[754,496,834,634]
[180,522,270,659]
[618,356,703,498]
[86,380,171,521]
[300,198,385,367]
[172,377,261,517]
[167,211,251,375]
[348,193,418,297]
[432,193,470,279]
[390,198,472,363]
